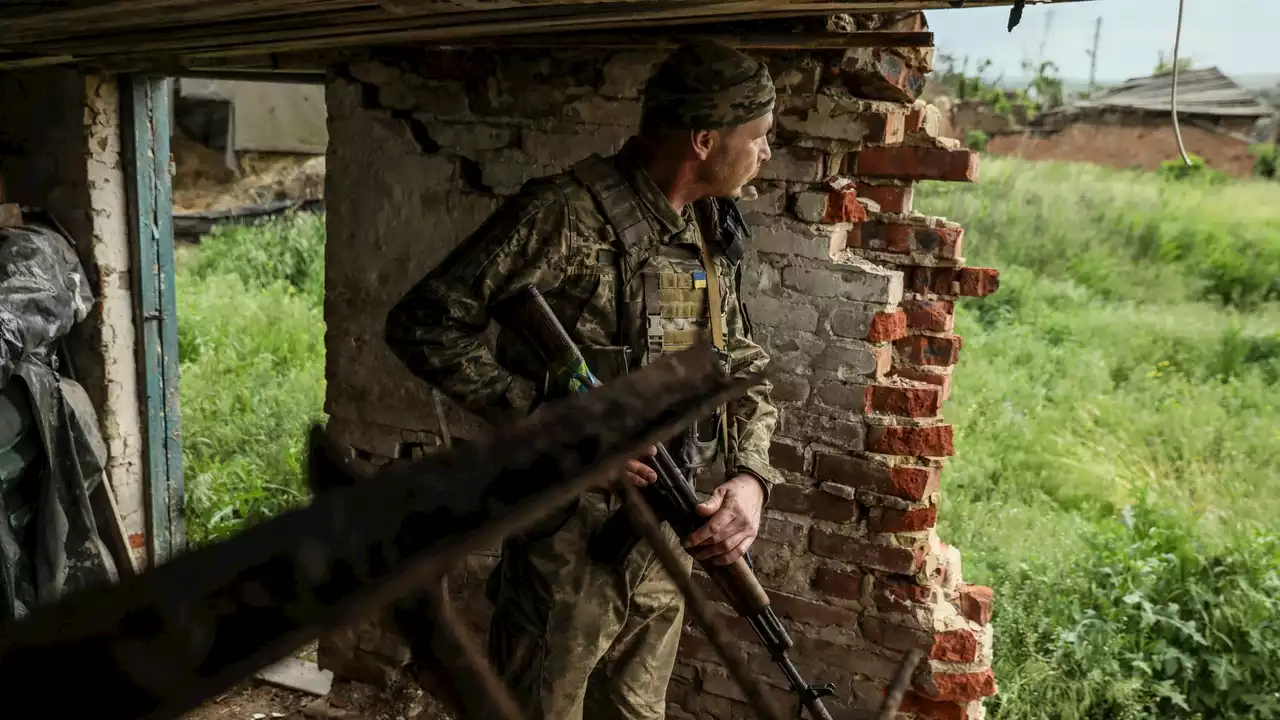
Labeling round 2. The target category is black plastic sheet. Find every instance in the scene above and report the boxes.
[0,222,116,620]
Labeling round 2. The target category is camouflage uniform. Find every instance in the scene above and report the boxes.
[385,40,781,720]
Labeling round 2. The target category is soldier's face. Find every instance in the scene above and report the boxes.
[699,114,773,198]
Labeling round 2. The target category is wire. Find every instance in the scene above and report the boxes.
[1171,0,1191,166]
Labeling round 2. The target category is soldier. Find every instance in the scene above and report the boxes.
[385,39,781,720]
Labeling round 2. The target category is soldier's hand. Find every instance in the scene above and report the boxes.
[684,474,765,566]
[620,445,658,487]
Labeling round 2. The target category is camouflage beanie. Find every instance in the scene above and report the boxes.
[641,39,776,131]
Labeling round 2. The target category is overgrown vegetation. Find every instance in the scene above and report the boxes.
[919,157,1280,719]
[175,158,1280,719]
[1252,143,1279,180]
[176,213,326,546]
[933,53,1068,123]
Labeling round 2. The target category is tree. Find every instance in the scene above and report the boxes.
[1154,51,1193,75]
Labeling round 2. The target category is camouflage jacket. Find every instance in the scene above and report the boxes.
[385,141,781,497]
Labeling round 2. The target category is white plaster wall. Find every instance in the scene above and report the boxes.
[83,74,146,570]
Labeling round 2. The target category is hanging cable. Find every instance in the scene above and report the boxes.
[1171,0,1191,166]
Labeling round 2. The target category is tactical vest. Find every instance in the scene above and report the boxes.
[568,153,746,471]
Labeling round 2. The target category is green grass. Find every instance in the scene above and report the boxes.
[919,158,1280,719]
[176,213,326,546]
[174,158,1280,718]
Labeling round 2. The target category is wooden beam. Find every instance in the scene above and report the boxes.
[468,29,934,49]
[0,0,1087,70]
[120,74,185,567]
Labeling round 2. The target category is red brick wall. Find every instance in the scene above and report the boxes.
[989,115,1260,177]
[322,23,1000,720]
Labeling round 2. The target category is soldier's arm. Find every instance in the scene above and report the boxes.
[384,183,572,427]
[722,262,781,502]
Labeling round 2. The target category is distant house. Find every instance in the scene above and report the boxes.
[175,78,328,164]
[989,67,1277,177]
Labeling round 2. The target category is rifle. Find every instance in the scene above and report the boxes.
[495,284,837,720]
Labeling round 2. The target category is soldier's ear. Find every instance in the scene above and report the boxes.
[691,129,715,160]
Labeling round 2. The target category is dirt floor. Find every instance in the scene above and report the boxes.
[182,683,313,720]
[183,677,458,720]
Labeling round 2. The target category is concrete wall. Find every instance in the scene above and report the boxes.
[178,78,328,155]
[0,69,146,569]
[322,34,1001,719]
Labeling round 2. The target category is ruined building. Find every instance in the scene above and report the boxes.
[0,1,1059,718]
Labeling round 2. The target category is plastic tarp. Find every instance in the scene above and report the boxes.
[0,222,117,620]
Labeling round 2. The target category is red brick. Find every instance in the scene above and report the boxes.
[856,221,911,253]
[891,366,953,403]
[861,616,931,653]
[769,482,810,514]
[769,440,807,474]
[856,183,914,214]
[927,670,998,703]
[762,516,807,547]
[814,452,890,488]
[958,584,994,625]
[867,384,942,418]
[907,267,946,295]
[813,453,940,501]
[891,464,941,500]
[883,112,907,145]
[795,635,902,683]
[766,590,857,628]
[866,310,907,342]
[770,483,859,523]
[873,575,932,612]
[861,222,963,261]
[822,187,870,224]
[905,106,928,134]
[666,675,695,707]
[856,145,979,182]
[869,505,938,533]
[872,344,893,377]
[809,528,923,574]
[956,267,1000,297]
[710,601,760,640]
[838,48,929,103]
[678,630,717,662]
[900,693,971,720]
[896,334,961,366]
[931,629,979,663]
[867,425,955,457]
[812,567,864,601]
[903,299,955,332]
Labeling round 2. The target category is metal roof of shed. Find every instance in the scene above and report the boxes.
[1076,66,1273,118]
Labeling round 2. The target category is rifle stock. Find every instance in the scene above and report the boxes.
[495,284,836,720]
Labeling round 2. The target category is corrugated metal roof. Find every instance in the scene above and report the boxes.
[1076,67,1273,118]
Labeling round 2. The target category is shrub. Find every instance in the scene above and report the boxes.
[987,499,1280,720]
[966,129,991,152]
[1251,143,1279,180]
[1158,154,1227,186]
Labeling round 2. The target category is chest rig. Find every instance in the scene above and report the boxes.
[568,153,746,472]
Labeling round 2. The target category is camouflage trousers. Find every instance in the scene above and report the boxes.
[486,487,693,720]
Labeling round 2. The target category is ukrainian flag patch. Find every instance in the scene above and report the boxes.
[692,270,707,289]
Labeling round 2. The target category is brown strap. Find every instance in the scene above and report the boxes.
[695,212,732,461]
[702,243,726,352]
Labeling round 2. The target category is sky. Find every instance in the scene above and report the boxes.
[926,0,1280,84]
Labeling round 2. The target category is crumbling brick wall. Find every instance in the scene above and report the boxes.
[323,24,999,719]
